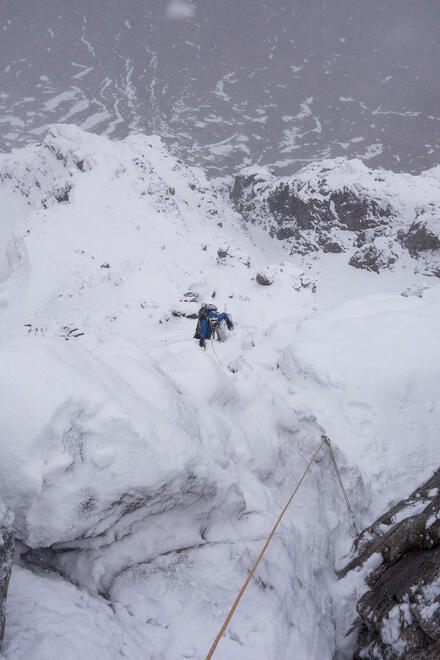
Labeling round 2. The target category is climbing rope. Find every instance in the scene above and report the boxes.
[323,434,360,536]
[205,434,359,659]
[209,335,224,369]
[205,435,327,660]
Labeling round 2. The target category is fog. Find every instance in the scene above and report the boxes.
[1,0,439,175]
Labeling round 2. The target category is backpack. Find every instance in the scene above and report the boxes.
[194,304,218,339]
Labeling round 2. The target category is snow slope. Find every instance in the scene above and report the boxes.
[0,126,439,659]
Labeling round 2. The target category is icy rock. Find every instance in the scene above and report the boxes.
[0,499,14,647]
[341,469,440,659]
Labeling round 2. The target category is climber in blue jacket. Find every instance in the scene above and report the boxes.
[199,310,233,348]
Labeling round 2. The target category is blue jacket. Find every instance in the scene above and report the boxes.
[201,312,230,340]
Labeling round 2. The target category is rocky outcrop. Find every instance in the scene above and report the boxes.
[0,500,14,648]
[230,161,394,259]
[231,158,440,275]
[399,206,440,256]
[349,242,398,274]
[342,469,440,659]
[396,206,440,277]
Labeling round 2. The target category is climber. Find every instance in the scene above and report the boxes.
[194,304,233,348]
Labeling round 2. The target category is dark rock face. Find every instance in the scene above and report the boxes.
[396,207,440,277]
[342,469,440,659]
[330,189,391,231]
[0,503,14,648]
[356,549,440,659]
[267,183,324,230]
[400,214,440,256]
[230,172,259,213]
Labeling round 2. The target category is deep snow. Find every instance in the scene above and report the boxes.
[0,126,439,659]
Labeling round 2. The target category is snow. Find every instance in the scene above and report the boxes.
[0,125,439,659]
[164,1,195,20]
[277,289,440,515]
[381,602,412,650]
[2,566,155,660]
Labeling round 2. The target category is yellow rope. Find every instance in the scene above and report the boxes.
[205,435,327,660]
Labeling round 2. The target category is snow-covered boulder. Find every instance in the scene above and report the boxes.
[348,239,399,274]
[401,207,440,255]
[0,499,14,647]
[254,262,315,291]
[397,205,440,278]
[231,158,440,274]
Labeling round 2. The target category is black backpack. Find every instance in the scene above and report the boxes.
[194,304,218,339]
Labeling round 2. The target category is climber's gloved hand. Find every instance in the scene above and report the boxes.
[199,338,206,348]
[226,319,234,330]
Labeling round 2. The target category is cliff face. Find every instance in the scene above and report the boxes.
[232,159,440,276]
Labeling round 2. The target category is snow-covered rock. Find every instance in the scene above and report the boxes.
[0,499,14,648]
[341,469,440,659]
[231,158,440,275]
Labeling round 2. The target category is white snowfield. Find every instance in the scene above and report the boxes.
[0,126,439,659]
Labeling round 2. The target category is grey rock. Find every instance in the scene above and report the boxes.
[400,212,440,256]
[256,272,273,286]
[330,188,392,232]
[322,239,345,254]
[349,244,397,273]
[342,468,440,659]
[0,501,14,648]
